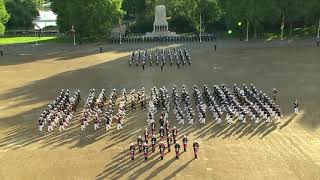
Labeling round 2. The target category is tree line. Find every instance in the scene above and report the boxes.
[1,0,43,35]
[1,0,320,39]
[126,0,320,40]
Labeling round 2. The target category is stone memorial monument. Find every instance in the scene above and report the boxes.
[145,5,177,37]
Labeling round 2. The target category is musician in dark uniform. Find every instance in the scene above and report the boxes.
[193,142,199,159]
[159,126,165,139]
[172,126,178,143]
[149,52,153,66]
[144,128,149,140]
[161,60,164,71]
[166,134,173,152]
[182,135,188,152]
[174,141,181,159]
[137,136,143,152]
[159,141,166,160]
[176,56,180,69]
[130,143,135,160]
[159,115,165,127]
[143,143,149,160]
[151,135,157,152]
[273,88,277,101]
[165,120,170,137]
[294,100,299,114]
[151,121,156,135]
[142,58,146,70]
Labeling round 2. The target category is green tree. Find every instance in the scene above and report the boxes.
[274,0,308,38]
[305,0,320,39]
[122,0,147,19]
[169,15,195,33]
[221,0,279,40]
[0,0,10,35]
[170,0,222,34]
[122,0,223,34]
[5,0,39,30]
[51,0,124,38]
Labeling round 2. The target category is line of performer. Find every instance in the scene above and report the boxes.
[131,133,200,160]
[38,84,300,133]
[129,48,191,70]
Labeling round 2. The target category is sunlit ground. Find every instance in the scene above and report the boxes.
[0,40,319,179]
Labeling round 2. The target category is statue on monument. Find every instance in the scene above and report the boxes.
[145,5,177,37]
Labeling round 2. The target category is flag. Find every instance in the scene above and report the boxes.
[280,22,284,30]
[71,25,75,33]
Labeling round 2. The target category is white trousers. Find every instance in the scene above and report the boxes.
[48,125,54,132]
[199,117,205,124]
[59,125,65,131]
[216,117,222,124]
[39,125,43,132]
[81,124,85,131]
[94,123,99,131]
[117,123,123,130]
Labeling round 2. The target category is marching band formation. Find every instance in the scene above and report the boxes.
[38,84,299,132]
[129,83,287,160]
[38,89,81,132]
[38,84,299,160]
[129,48,192,70]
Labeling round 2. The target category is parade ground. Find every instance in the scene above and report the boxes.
[0,40,320,180]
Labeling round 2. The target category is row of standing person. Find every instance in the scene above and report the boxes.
[145,84,285,127]
[130,133,200,160]
[204,84,283,124]
[131,86,200,160]
[80,87,148,132]
[109,34,215,44]
[142,84,287,132]
[129,48,191,70]
[39,85,299,133]
[38,89,81,132]
[80,88,132,131]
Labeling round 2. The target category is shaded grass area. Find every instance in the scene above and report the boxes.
[0,36,71,45]
[264,26,318,41]
[216,26,318,41]
[1,26,316,46]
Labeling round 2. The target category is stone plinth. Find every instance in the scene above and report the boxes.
[145,5,177,37]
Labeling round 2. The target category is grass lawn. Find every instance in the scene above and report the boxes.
[0,36,59,45]
[216,26,318,41]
